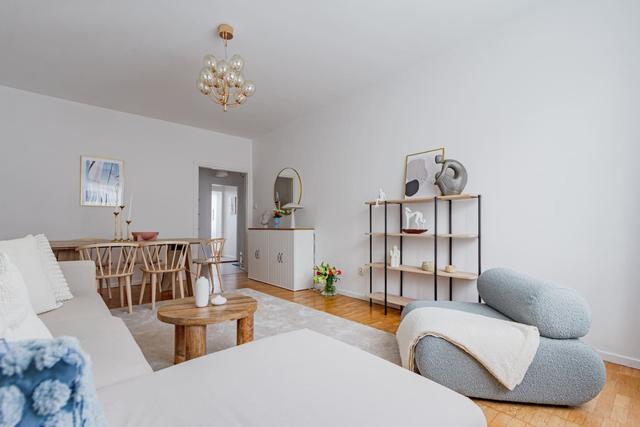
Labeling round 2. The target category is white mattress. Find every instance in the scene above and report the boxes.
[99,329,485,427]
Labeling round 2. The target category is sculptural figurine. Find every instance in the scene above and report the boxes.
[434,155,468,196]
[405,208,427,229]
[389,246,401,268]
[375,188,387,206]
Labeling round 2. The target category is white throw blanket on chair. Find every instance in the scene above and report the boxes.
[396,307,540,390]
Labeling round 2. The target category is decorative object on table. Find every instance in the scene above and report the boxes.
[375,188,387,206]
[272,207,285,228]
[211,294,228,306]
[403,147,445,199]
[259,211,271,228]
[80,155,123,207]
[389,246,401,268]
[196,24,256,112]
[194,277,211,308]
[125,194,134,241]
[274,167,302,215]
[421,261,435,272]
[112,206,120,241]
[118,200,127,241]
[313,262,342,297]
[282,202,303,228]
[444,264,457,273]
[131,231,159,242]
[434,155,468,196]
[403,207,427,233]
[0,337,107,427]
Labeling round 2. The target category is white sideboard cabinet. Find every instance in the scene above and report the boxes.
[247,228,315,291]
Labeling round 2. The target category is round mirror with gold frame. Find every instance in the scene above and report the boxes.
[274,167,302,214]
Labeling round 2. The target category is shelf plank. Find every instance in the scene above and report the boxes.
[366,262,478,281]
[366,232,477,239]
[368,292,414,308]
[365,194,479,205]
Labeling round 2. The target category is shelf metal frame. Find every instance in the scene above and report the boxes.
[367,194,482,314]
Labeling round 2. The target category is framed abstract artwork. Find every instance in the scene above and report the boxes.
[403,147,445,199]
[80,156,124,207]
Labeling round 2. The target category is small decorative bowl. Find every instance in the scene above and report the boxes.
[402,229,428,234]
[131,231,159,241]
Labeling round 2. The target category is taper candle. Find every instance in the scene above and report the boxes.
[127,195,133,221]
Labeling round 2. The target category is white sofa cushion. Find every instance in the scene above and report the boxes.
[99,329,485,427]
[35,234,73,302]
[0,253,52,341]
[45,316,152,389]
[0,235,59,313]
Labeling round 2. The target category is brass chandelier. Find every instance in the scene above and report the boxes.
[197,24,256,112]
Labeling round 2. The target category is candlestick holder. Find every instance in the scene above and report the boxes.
[125,220,132,241]
[118,204,126,241]
[113,211,120,242]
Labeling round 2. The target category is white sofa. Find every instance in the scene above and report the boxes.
[47,261,486,427]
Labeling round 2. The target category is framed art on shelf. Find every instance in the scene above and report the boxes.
[80,156,124,207]
[403,147,445,199]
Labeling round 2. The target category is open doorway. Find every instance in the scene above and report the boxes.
[198,168,247,274]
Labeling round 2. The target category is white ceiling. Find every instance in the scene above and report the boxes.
[0,0,536,138]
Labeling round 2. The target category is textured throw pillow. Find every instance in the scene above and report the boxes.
[0,253,52,342]
[0,254,29,330]
[34,235,73,303]
[0,337,107,427]
[0,236,59,314]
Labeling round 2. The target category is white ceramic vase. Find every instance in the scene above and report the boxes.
[194,277,211,307]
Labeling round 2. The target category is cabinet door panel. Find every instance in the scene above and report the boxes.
[279,232,294,290]
[267,232,284,285]
[248,231,268,282]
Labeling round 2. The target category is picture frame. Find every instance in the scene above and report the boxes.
[403,147,445,199]
[80,156,124,207]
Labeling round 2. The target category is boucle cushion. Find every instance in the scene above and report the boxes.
[0,253,52,341]
[478,268,591,339]
[0,337,107,427]
[0,236,59,314]
[34,235,73,303]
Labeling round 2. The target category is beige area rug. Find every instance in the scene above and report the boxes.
[110,288,400,370]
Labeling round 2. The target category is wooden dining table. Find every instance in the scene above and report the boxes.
[50,238,238,295]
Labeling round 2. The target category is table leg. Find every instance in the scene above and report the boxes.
[185,325,207,360]
[175,325,186,364]
[237,315,254,345]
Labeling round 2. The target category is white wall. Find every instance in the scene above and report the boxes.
[0,86,252,240]
[253,0,640,365]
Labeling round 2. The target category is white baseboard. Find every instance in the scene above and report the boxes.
[598,350,640,369]
[337,289,368,300]
[336,289,640,370]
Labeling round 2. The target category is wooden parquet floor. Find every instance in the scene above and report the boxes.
[101,271,640,427]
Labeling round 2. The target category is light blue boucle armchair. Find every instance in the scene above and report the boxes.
[401,268,606,406]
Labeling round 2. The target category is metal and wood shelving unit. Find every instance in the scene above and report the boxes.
[365,194,481,315]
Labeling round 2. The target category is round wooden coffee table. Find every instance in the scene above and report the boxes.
[157,294,257,364]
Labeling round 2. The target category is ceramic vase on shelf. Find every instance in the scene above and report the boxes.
[194,277,211,308]
[274,217,281,228]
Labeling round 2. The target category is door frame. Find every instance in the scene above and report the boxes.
[192,161,251,249]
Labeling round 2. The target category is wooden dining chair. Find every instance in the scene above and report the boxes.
[138,241,190,310]
[192,238,226,294]
[78,242,138,313]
